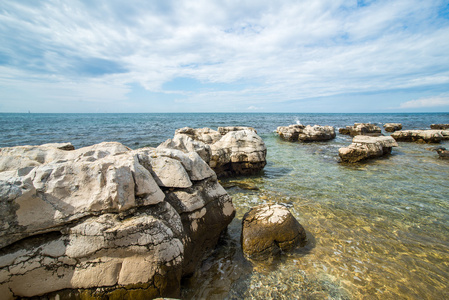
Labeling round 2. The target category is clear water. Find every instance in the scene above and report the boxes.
[1,113,448,299]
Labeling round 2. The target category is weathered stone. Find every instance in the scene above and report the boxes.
[391,130,443,143]
[160,128,267,177]
[241,204,306,260]
[339,123,382,137]
[430,124,449,130]
[218,126,256,135]
[0,141,235,299]
[339,135,398,163]
[175,127,222,144]
[276,125,336,142]
[383,123,402,132]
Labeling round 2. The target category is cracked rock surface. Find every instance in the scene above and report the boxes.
[241,204,306,260]
[0,142,235,299]
[159,127,267,177]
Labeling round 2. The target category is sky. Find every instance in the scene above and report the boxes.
[1,0,449,113]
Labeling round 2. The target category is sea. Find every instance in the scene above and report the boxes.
[1,112,448,299]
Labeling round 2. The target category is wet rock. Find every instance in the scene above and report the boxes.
[383,123,402,132]
[276,125,336,142]
[391,130,443,143]
[338,135,398,163]
[338,123,382,137]
[430,124,449,130]
[159,127,267,177]
[0,142,235,299]
[433,147,449,158]
[241,204,306,260]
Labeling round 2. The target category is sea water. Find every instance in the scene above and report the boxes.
[1,113,448,299]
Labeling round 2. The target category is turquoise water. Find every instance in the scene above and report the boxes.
[1,113,448,299]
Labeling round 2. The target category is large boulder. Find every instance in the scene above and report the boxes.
[391,130,443,143]
[241,204,306,260]
[430,124,449,130]
[383,123,402,132]
[276,125,336,142]
[159,127,267,177]
[339,135,398,163]
[339,123,382,137]
[0,142,235,299]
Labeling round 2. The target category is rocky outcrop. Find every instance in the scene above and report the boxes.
[430,124,449,130]
[0,142,235,299]
[218,126,256,135]
[159,127,266,177]
[338,135,398,163]
[383,123,402,132]
[241,204,306,260]
[339,123,382,137]
[276,125,336,142]
[391,130,443,143]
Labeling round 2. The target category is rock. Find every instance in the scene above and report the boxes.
[391,130,443,143]
[241,204,306,260]
[0,142,235,299]
[430,124,449,130]
[159,128,267,177]
[441,130,449,140]
[276,125,336,142]
[433,147,449,158]
[338,135,398,163]
[339,123,382,137]
[383,123,402,132]
[218,126,257,135]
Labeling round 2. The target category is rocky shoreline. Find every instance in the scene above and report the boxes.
[0,122,447,299]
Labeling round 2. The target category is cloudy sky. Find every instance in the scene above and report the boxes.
[1,0,449,113]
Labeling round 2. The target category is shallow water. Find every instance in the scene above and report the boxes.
[1,112,448,299]
[183,132,449,299]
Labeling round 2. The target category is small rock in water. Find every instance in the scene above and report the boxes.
[241,203,307,260]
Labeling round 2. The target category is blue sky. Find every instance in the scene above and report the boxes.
[1,0,449,113]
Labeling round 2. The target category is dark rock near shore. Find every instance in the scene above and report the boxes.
[241,204,306,260]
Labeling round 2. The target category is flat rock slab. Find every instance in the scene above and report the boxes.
[339,135,398,163]
[241,204,306,260]
[339,123,382,137]
[391,130,443,143]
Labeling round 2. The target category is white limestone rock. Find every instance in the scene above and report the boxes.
[276,125,336,142]
[339,135,398,163]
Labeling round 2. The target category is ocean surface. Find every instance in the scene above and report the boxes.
[1,112,448,299]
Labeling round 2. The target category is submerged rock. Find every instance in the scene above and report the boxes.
[0,142,235,299]
[339,123,382,137]
[241,204,306,260]
[430,124,449,130]
[338,135,398,163]
[159,127,267,177]
[276,125,336,142]
[433,147,449,158]
[383,123,402,132]
[391,130,443,143]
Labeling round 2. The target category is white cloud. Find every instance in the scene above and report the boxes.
[400,96,449,108]
[0,0,449,111]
